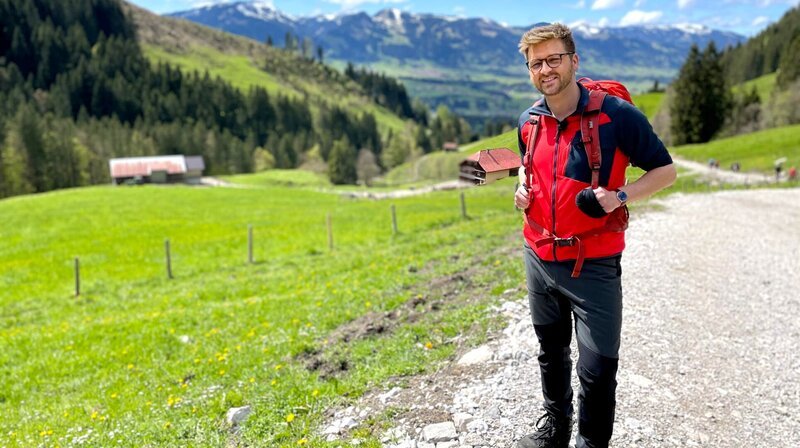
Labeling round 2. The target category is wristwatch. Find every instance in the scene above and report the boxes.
[615,189,628,205]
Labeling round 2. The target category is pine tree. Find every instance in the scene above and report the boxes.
[381,131,411,169]
[415,126,432,154]
[328,136,357,184]
[670,45,703,145]
[698,42,731,142]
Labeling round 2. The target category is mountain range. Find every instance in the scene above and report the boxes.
[168,1,745,125]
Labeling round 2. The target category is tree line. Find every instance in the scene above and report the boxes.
[664,6,800,146]
[0,0,398,197]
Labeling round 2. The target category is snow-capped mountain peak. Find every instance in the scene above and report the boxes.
[236,1,295,24]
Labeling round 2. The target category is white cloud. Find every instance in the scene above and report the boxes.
[633,0,646,6]
[325,0,407,8]
[751,15,770,26]
[591,0,624,9]
[453,6,466,16]
[677,0,694,8]
[598,16,611,26]
[619,9,663,26]
[573,0,587,8]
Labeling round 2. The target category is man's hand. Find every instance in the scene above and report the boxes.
[593,187,622,213]
[515,184,530,209]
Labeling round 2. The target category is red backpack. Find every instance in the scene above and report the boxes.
[522,77,633,277]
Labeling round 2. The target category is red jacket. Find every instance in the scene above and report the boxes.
[518,83,672,262]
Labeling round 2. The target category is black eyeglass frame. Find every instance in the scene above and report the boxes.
[525,52,575,72]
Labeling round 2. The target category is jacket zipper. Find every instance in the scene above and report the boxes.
[551,121,561,261]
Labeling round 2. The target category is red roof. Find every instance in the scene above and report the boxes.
[466,148,520,173]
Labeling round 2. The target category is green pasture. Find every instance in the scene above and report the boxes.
[671,124,800,172]
[221,169,332,189]
[733,72,777,101]
[0,179,523,447]
[631,92,665,121]
[143,44,288,98]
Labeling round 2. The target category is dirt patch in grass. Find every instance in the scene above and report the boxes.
[297,237,518,381]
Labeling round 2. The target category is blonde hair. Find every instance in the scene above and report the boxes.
[518,23,576,58]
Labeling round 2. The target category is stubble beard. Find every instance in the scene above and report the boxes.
[535,67,574,98]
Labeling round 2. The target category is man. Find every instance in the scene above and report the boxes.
[514,23,676,448]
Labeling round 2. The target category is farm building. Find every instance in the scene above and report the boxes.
[442,141,459,152]
[460,148,520,185]
[109,155,205,185]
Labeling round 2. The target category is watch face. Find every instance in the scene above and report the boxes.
[617,190,628,203]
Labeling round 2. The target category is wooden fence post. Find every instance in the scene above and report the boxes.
[391,204,398,235]
[74,257,80,297]
[460,192,467,218]
[248,224,254,264]
[165,239,173,279]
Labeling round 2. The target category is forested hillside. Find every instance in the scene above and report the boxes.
[0,0,447,198]
[721,6,799,86]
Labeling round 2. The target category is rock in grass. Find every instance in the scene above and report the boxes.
[457,345,493,365]
[226,406,252,426]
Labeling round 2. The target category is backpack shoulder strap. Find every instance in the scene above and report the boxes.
[524,113,541,189]
[580,91,607,189]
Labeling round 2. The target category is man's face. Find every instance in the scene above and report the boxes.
[526,39,578,97]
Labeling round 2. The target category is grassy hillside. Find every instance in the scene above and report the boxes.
[383,132,518,186]
[126,3,407,134]
[0,180,522,447]
[732,72,777,102]
[632,91,665,121]
[671,124,800,172]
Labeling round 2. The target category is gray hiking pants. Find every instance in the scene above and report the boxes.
[523,243,623,448]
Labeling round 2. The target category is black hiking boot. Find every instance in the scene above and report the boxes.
[517,412,573,448]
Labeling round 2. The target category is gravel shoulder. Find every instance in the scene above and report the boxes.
[322,188,800,447]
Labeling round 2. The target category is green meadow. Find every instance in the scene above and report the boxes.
[670,124,800,172]
[0,179,523,447]
[631,92,665,121]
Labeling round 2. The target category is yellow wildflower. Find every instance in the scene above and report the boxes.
[286,413,295,423]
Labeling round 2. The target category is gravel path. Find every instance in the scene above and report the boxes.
[671,156,778,185]
[323,188,800,447]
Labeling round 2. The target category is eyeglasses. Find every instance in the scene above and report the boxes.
[525,52,575,72]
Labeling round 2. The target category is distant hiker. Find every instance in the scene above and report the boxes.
[789,166,797,181]
[708,157,717,169]
[513,23,676,448]
[731,162,741,172]
[775,160,784,181]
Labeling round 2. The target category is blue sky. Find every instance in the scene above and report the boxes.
[131,0,799,35]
